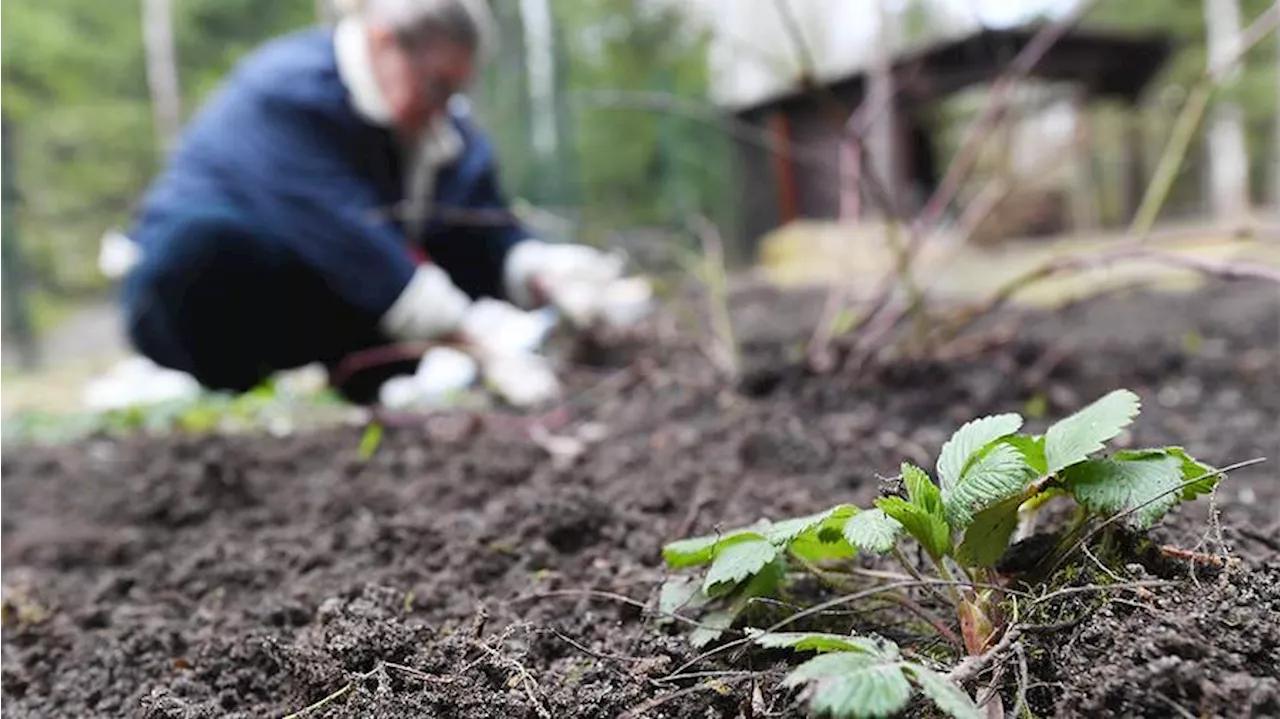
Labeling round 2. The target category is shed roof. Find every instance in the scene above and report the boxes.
[729,24,1174,118]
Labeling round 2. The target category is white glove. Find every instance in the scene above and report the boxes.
[458,299,562,408]
[503,241,653,330]
[459,298,558,356]
[379,264,472,341]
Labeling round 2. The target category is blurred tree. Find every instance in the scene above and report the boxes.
[1086,0,1278,209]
[142,0,182,152]
[1202,0,1251,222]
[555,0,729,237]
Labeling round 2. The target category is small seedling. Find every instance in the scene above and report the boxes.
[661,389,1224,717]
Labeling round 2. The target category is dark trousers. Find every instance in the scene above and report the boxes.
[121,208,397,402]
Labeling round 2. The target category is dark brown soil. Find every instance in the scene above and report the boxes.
[3,280,1278,718]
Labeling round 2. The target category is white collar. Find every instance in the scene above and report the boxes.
[333,16,464,164]
[334,16,393,126]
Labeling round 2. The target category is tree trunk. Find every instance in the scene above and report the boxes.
[1070,90,1100,233]
[1,119,41,370]
[142,0,182,153]
[1202,0,1251,223]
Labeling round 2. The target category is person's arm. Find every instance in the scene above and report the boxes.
[417,122,533,303]
[240,100,472,341]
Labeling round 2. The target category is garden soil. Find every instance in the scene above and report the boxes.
[3,280,1278,718]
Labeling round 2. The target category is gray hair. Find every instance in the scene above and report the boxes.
[352,0,497,58]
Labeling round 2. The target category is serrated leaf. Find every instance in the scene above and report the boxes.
[1115,447,1220,500]
[703,537,779,594]
[662,529,759,569]
[1044,389,1141,474]
[784,653,913,719]
[1002,434,1047,475]
[905,665,983,719]
[937,413,1023,491]
[689,608,737,648]
[658,576,708,617]
[954,494,1024,568]
[789,531,858,563]
[764,504,857,545]
[902,463,944,516]
[943,443,1035,528]
[877,497,952,559]
[842,508,903,555]
[747,630,883,654]
[1062,455,1186,530]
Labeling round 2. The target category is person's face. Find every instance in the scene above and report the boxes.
[367,25,475,137]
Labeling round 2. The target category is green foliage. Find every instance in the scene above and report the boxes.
[936,413,1023,490]
[941,443,1036,528]
[358,421,384,461]
[758,632,981,719]
[2,380,347,446]
[1085,0,1279,202]
[2,0,316,293]
[1043,389,1141,475]
[875,495,952,561]
[1062,448,1217,530]
[841,508,902,555]
[659,389,1225,709]
[659,507,857,645]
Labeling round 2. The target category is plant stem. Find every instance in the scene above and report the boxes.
[892,546,954,606]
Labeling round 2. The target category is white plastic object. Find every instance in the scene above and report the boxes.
[98,229,141,280]
[598,276,654,329]
[481,352,561,408]
[377,375,423,409]
[82,356,202,411]
[413,346,479,399]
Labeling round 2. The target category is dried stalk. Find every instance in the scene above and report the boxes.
[1129,4,1280,242]
[808,3,1100,365]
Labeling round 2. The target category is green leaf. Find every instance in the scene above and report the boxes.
[1062,455,1186,530]
[905,665,983,719]
[902,463,944,516]
[764,504,857,546]
[783,652,913,719]
[662,529,758,569]
[1115,447,1220,500]
[1044,389,1141,474]
[658,576,709,617]
[1002,434,1048,475]
[937,413,1023,491]
[358,422,384,460]
[954,494,1024,568]
[942,443,1036,528]
[877,496,952,559]
[747,630,883,654]
[842,508,903,555]
[689,608,737,648]
[703,538,780,594]
[789,530,857,563]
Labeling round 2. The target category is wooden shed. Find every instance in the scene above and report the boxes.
[726,24,1174,258]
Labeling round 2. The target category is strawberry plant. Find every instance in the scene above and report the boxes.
[660,389,1222,717]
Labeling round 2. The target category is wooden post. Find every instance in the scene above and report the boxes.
[1,119,40,370]
[1069,88,1100,233]
[769,111,800,225]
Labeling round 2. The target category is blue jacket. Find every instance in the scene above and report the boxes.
[128,25,527,321]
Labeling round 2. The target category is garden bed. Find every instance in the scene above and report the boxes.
[2,280,1278,718]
